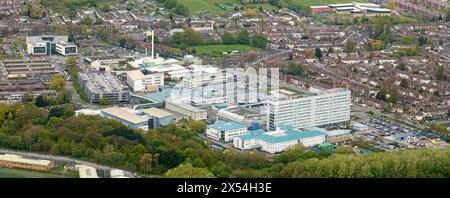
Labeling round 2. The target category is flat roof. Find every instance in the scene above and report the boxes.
[102,107,148,124]
[141,108,173,118]
[208,120,246,132]
[237,125,326,143]
[0,154,52,166]
[127,70,145,81]
[75,165,99,178]
[310,6,331,9]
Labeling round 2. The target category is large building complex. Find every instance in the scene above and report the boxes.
[206,120,248,142]
[26,35,78,56]
[0,154,55,171]
[77,71,130,104]
[267,87,351,130]
[233,125,326,153]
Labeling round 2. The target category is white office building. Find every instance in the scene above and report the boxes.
[26,35,77,56]
[267,87,351,130]
[206,120,248,142]
[126,70,164,92]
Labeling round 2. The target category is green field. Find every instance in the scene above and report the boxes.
[177,0,279,16]
[189,44,261,56]
[177,0,228,16]
[0,167,63,178]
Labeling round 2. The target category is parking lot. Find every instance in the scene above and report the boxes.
[358,118,448,151]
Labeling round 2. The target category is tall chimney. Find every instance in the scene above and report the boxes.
[151,30,155,59]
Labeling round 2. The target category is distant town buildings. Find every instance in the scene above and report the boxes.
[26,35,78,56]
[0,0,40,16]
[188,20,215,33]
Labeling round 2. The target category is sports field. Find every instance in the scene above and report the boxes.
[177,0,279,16]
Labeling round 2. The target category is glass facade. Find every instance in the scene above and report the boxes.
[33,47,46,54]
[65,47,77,54]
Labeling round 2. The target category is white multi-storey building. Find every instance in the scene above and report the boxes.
[267,87,351,130]
[126,70,164,92]
[26,35,77,56]
[206,120,248,142]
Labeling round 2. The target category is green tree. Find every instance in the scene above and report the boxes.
[251,33,268,49]
[371,40,385,51]
[431,124,449,137]
[222,32,236,44]
[50,74,66,92]
[65,56,79,79]
[400,79,408,88]
[335,146,355,154]
[435,65,447,81]
[175,4,189,16]
[80,16,93,26]
[35,95,46,107]
[187,120,206,133]
[98,98,110,106]
[418,36,427,46]
[160,150,182,169]
[237,29,250,45]
[400,36,414,45]
[284,61,304,76]
[315,48,323,59]
[30,5,42,19]
[139,153,153,173]
[398,62,407,71]
[389,85,400,104]
[376,83,388,102]
[346,37,355,53]
[163,163,214,178]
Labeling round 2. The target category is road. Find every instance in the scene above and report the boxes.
[66,81,100,110]
[0,148,140,178]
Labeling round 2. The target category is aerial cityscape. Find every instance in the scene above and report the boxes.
[0,0,449,180]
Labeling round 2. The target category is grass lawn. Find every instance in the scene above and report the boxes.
[0,167,63,178]
[189,44,262,56]
[177,0,228,16]
[245,3,279,11]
